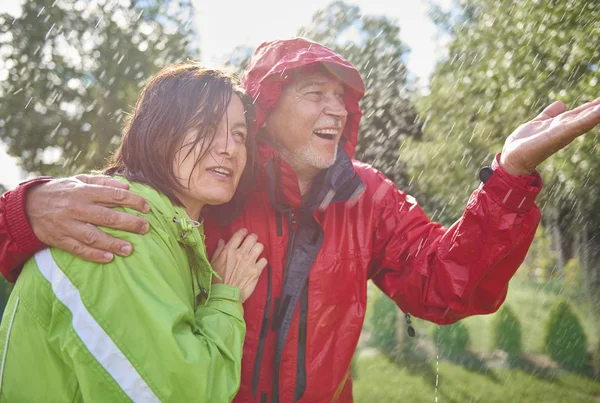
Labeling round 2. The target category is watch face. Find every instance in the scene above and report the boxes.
[479,166,493,183]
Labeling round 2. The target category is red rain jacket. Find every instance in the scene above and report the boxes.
[1,38,542,403]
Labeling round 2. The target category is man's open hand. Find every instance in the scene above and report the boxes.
[501,97,600,176]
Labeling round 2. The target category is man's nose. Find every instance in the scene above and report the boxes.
[324,95,348,118]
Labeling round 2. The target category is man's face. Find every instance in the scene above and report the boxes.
[264,70,348,174]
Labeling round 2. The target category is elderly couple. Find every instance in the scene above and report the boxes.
[1,37,599,402]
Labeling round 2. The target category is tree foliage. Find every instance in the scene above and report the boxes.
[409,0,599,222]
[0,0,198,176]
[298,1,423,187]
[411,0,600,303]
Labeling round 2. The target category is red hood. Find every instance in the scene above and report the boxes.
[241,37,365,159]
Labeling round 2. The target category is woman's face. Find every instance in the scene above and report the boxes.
[173,94,248,218]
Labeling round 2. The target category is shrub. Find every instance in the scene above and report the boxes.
[562,258,583,297]
[368,294,398,356]
[491,305,522,360]
[543,299,588,372]
[593,342,600,379]
[433,321,470,358]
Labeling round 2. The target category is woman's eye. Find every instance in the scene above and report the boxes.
[233,131,246,141]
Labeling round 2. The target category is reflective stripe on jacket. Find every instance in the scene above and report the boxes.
[0,179,245,402]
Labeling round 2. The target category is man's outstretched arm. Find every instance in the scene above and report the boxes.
[370,97,600,323]
[0,175,150,282]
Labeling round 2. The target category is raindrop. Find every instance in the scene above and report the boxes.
[45,24,55,40]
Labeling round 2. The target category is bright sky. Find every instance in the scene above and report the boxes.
[0,0,450,190]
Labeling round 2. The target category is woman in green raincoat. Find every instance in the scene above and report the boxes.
[0,63,266,402]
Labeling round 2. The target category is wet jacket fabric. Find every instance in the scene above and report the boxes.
[204,38,543,402]
[0,38,543,403]
[0,179,245,402]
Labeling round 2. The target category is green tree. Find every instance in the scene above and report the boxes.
[297,1,423,188]
[411,0,600,301]
[0,0,198,176]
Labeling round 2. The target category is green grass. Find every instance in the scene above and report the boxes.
[353,354,600,403]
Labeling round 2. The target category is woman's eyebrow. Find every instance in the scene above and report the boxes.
[230,121,247,130]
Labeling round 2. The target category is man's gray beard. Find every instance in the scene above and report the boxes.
[283,142,339,172]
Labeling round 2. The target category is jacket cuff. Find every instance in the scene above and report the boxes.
[5,177,53,253]
[209,284,241,302]
[204,285,244,319]
[482,154,542,213]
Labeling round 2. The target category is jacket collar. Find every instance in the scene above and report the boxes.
[260,138,364,213]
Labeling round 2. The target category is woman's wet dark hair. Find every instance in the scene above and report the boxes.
[104,62,256,211]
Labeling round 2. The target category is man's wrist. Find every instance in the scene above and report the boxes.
[5,177,54,252]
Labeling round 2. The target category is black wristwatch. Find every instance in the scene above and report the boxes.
[479,166,494,183]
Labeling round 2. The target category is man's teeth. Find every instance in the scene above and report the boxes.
[314,129,339,139]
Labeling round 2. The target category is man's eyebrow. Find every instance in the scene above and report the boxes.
[297,79,345,93]
[297,79,328,90]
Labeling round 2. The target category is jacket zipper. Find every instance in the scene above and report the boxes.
[272,212,296,331]
[294,283,308,402]
[252,264,272,398]
[0,296,20,394]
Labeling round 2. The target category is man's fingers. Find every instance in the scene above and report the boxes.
[64,238,115,263]
[76,174,130,190]
[563,96,600,118]
[79,184,150,213]
[533,101,566,121]
[74,223,134,256]
[561,105,600,139]
[73,204,149,234]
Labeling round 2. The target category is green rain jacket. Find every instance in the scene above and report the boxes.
[0,179,245,402]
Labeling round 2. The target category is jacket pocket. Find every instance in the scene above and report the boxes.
[0,296,20,394]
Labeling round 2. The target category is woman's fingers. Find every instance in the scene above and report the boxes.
[224,228,249,251]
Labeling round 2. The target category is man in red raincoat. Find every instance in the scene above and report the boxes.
[2,38,600,402]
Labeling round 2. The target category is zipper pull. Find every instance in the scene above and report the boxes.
[405,313,416,337]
